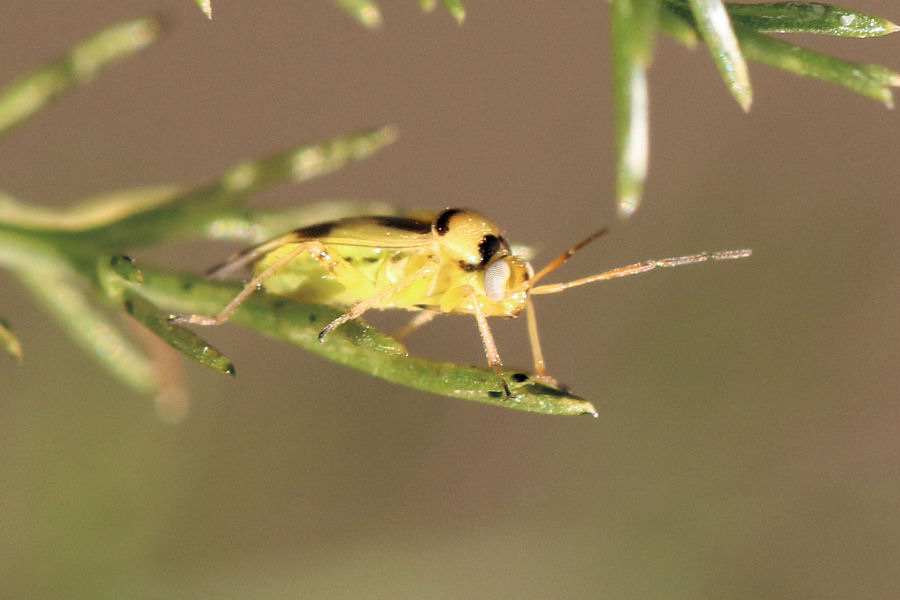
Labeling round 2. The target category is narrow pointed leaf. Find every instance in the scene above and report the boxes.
[726,2,899,38]
[414,0,437,10]
[122,291,235,376]
[0,17,161,138]
[0,316,23,362]
[658,3,699,46]
[96,253,234,376]
[734,23,899,107]
[0,187,181,232]
[611,0,658,218]
[68,126,399,248]
[194,0,213,19]
[661,0,899,105]
[334,0,383,29]
[689,0,753,110]
[439,0,466,25]
[136,267,598,417]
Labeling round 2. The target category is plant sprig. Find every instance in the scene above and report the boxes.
[615,0,898,215]
[0,18,595,417]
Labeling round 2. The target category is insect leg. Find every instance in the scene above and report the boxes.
[530,249,752,295]
[524,297,546,376]
[393,310,439,341]
[466,287,512,398]
[523,297,562,389]
[317,262,437,341]
[172,243,312,326]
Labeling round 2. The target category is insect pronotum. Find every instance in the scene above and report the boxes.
[173,208,751,397]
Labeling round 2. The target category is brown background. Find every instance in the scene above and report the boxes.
[1,1,898,598]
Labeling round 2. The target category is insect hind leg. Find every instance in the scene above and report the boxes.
[170,243,312,326]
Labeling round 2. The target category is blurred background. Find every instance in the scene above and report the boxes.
[1,1,898,598]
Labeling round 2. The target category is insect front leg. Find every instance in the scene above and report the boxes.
[524,297,562,389]
[465,286,512,398]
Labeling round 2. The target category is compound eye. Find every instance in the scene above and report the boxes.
[483,259,511,301]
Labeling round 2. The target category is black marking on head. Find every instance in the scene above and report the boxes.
[458,260,479,272]
[295,221,335,238]
[372,215,432,234]
[434,208,464,235]
[511,372,528,383]
[487,390,504,399]
[478,234,507,266]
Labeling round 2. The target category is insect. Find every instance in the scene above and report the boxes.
[173,208,751,397]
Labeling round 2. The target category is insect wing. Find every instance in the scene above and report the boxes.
[307,215,434,249]
[205,215,435,279]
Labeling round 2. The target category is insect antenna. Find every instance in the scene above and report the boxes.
[530,248,752,295]
[528,228,608,287]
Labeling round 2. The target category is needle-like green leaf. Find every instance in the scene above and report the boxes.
[611,0,658,218]
[726,2,899,38]
[660,0,899,106]
[0,17,161,138]
[734,22,899,107]
[437,0,466,24]
[97,254,235,376]
[657,3,699,46]
[0,187,181,232]
[334,0,384,29]
[688,0,753,110]
[0,316,23,362]
[194,0,213,19]
[62,126,398,249]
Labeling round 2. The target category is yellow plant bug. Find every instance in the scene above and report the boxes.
[173,208,751,397]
